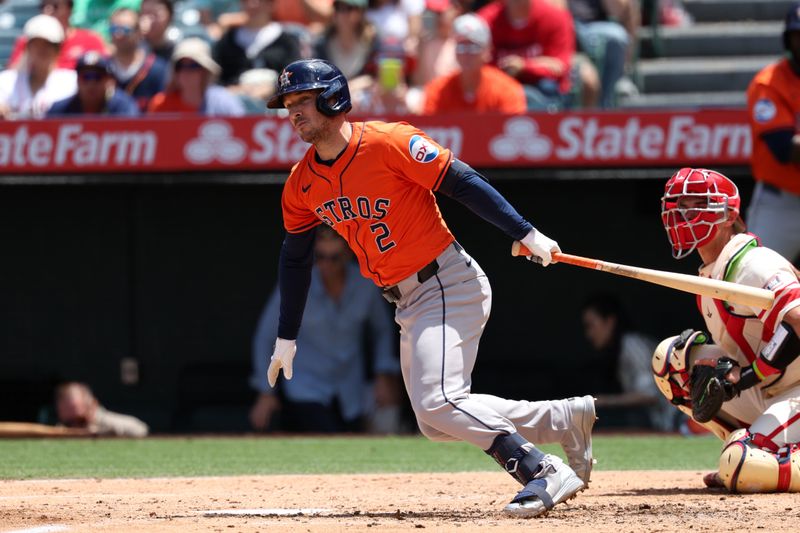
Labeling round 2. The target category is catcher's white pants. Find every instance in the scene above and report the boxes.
[393,242,573,451]
[719,383,800,446]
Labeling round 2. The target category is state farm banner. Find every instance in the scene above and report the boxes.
[0,110,750,174]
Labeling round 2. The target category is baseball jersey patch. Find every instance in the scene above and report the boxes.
[764,272,792,291]
[753,98,777,123]
[408,135,439,163]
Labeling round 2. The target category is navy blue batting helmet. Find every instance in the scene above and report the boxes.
[784,2,800,50]
[267,59,352,116]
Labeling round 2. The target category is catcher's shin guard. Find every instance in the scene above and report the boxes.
[719,429,800,493]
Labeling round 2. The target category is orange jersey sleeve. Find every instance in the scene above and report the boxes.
[280,121,455,287]
[282,162,322,234]
[381,122,453,191]
[746,59,800,195]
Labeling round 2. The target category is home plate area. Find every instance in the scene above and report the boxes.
[1,471,799,532]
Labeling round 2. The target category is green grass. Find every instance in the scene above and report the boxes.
[0,435,723,480]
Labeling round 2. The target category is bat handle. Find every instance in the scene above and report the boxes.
[511,241,564,263]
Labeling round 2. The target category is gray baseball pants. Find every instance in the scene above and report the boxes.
[390,242,573,451]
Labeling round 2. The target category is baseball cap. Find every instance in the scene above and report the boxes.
[171,37,221,76]
[452,13,491,48]
[23,14,64,45]
[76,51,111,72]
[426,0,451,12]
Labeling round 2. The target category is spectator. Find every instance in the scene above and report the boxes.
[0,15,76,119]
[48,51,140,116]
[71,0,142,40]
[314,0,378,81]
[55,381,149,437]
[140,0,176,61]
[581,293,676,431]
[422,13,526,114]
[212,0,303,87]
[745,2,800,266]
[567,0,639,108]
[273,0,334,29]
[478,0,576,110]
[108,7,169,111]
[147,38,245,115]
[8,0,107,70]
[411,0,460,88]
[249,226,402,433]
[367,0,424,56]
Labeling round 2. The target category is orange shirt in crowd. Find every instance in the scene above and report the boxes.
[147,91,197,113]
[422,64,527,115]
[746,58,800,196]
[273,0,332,24]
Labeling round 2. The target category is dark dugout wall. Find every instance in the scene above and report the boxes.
[0,171,753,431]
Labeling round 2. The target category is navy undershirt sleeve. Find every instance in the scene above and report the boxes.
[437,158,533,241]
[277,227,316,340]
[761,129,794,163]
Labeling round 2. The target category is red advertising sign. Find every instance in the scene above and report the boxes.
[0,110,750,174]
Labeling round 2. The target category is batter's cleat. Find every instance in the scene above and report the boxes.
[703,471,725,488]
[560,395,597,486]
[503,454,584,518]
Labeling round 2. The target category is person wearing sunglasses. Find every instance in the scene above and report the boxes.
[70,0,142,41]
[147,38,245,116]
[422,12,525,114]
[0,15,77,119]
[47,51,140,116]
[7,0,107,70]
[250,224,401,433]
[108,7,169,112]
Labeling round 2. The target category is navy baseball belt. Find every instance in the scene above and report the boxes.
[382,242,463,303]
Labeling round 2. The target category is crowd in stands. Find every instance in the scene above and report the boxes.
[0,0,690,119]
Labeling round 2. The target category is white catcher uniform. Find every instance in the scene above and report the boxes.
[696,233,800,442]
[654,232,800,492]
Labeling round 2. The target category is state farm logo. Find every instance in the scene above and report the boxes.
[489,117,552,161]
[184,121,247,164]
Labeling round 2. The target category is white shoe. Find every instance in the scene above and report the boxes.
[560,395,597,485]
[503,454,584,518]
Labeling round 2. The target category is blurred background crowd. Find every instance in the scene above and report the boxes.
[0,0,699,119]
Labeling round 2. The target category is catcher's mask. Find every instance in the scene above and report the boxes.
[661,168,741,259]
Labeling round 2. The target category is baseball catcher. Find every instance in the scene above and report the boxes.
[653,167,800,493]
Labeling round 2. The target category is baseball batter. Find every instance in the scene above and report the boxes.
[265,59,596,517]
[653,168,800,492]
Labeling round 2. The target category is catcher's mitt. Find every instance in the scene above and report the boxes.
[690,357,738,423]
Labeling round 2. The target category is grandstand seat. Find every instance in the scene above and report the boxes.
[0,0,40,30]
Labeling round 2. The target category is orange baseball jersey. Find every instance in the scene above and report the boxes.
[746,58,800,196]
[282,121,455,287]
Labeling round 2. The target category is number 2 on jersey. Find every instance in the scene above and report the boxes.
[370,222,396,253]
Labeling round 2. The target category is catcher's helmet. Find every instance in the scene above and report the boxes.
[267,59,352,116]
[783,2,800,50]
[661,168,741,259]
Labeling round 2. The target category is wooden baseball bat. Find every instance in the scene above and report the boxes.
[511,242,775,310]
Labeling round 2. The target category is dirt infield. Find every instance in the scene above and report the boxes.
[1,471,798,532]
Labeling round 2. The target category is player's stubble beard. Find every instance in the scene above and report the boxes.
[298,116,336,146]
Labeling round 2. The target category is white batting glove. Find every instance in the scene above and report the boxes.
[520,228,561,267]
[267,338,297,388]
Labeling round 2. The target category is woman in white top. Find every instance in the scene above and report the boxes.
[0,14,77,119]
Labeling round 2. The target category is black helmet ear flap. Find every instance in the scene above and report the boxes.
[316,77,353,116]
